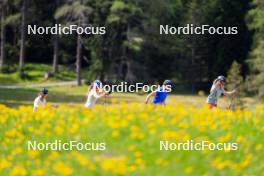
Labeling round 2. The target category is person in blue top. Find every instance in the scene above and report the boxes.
[145,80,172,105]
[206,75,236,109]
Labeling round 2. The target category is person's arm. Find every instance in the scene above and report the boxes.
[145,91,157,104]
[223,89,236,96]
[93,91,106,99]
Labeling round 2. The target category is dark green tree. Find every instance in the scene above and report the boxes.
[247,0,264,98]
[0,0,8,71]
[55,0,93,85]
[52,0,60,74]
[19,0,27,77]
[105,0,144,82]
[226,60,244,109]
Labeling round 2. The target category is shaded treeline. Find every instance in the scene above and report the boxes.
[0,0,263,96]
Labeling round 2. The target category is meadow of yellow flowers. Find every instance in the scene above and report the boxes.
[0,103,264,176]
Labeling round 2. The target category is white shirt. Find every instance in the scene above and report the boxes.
[33,96,46,112]
[85,90,101,108]
[206,84,225,104]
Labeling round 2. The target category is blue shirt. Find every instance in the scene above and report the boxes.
[153,87,168,104]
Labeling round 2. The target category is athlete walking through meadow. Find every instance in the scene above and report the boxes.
[33,88,48,112]
[145,80,172,105]
[206,76,236,109]
[85,80,109,108]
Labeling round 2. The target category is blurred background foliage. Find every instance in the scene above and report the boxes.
[0,0,263,98]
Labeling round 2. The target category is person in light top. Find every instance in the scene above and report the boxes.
[33,88,48,112]
[206,75,236,109]
[145,80,172,105]
[85,80,108,108]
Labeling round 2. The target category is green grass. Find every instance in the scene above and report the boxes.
[0,86,259,109]
[0,86,142,107]
[0,63,77,84]
[0,62,260,108]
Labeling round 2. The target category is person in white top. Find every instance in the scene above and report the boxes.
[85,80,108,108]
[206,76,236,109]
[33,88,48,112]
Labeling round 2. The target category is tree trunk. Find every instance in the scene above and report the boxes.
[52,0,59,74]
[0,7,6,71]
[19,0,27,77]
[76,0,83,86]
[76,22,82,86]
[52,33,59,73]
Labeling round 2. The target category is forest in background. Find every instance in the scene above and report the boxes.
[0,0,263,97]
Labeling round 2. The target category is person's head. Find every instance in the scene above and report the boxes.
[215,75,226,86]
[39,88,48,98]
[163,80,172,91]
[94,80,103,92]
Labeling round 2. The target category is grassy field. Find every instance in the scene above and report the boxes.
[0,63,263,175]
[0,63,81,84]
[0,85,259,110]
[0,102,263,176]
[0,85,263,176]
[0,63,259,108]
